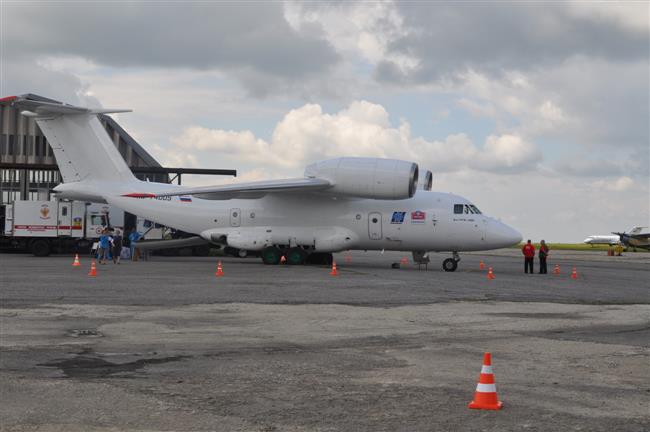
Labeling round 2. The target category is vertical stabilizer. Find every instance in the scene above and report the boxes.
[3,95,136,183]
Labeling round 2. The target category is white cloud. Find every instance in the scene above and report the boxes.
[168,100,541,175]
[591,176,635,192]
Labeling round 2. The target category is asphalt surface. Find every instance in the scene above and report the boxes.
[1,250,649,431]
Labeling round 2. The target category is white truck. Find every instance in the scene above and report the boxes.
[1,200,125,256]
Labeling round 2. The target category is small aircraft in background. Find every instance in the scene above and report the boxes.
[612,227,650,251]
[583,234,621,246]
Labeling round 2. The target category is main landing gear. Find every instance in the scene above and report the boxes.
[442,251,460,272]
[261,246,332,266]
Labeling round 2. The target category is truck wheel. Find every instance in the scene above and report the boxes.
[30,239,51,257]
[261,246,282,265]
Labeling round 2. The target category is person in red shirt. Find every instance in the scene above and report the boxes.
[522,239,536,274]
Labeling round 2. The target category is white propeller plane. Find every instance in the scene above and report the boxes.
[2,95,522,271]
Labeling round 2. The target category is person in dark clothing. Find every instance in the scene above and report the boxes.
[538,240,549,274]
[522,239,536,274]
[112,229,123,264]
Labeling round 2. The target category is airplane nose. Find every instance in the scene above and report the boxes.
[487,219,522,248]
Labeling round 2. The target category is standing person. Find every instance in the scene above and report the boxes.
[538,240,549,274]
[522,239,536,274]
[112,229,123,264]
[97,229,111,264]
[128,228,141,262]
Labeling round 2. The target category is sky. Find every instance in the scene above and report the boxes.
[1,1,648,242]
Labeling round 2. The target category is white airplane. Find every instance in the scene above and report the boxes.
[583,227,645,246]
[1,95,522,271]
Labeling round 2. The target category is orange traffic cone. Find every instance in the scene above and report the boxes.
[571,267,577,279]
[88,260,97,277]
[554,264,560,275]
[487,267,495,280]
[330,261,338,276]
[215,261,224,277]
[468,352,503,410]
[479,260,485,270]
[280,255,286,264]
[72,253,81,267]
[400,256,409,265]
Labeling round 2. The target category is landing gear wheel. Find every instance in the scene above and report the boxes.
[442,258,458,272]
[305,252,333,265]
[261,246,282,265]
[286,247,307,265]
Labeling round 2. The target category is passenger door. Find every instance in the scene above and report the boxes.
[230,208,241,227]
[368,212,382,240]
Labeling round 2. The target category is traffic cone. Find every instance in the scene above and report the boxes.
[479,260,485,270]
[487,267,495,280]
[280,255,286,264]
[571,267,577,279]
[87,260,97,277]
[554,264,560,275]
[400,256,409,265]
[468,352,503,410]
[215,261,224,277]
[72,253,81,267]
[330,261,338,276]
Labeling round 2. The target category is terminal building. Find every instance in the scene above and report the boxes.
[0,93,235,204]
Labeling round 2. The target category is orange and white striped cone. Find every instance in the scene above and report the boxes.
[72,253,81,267]
[554,264,560,275]
[88,260,97,277]
[479,260,485,270]
[215,261,224,277]
[468,352,503,410]
[571,267,577,279]
[487,267,495,280]
[330,261,338,276]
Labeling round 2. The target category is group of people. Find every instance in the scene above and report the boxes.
[521,239,550,274]
[96,227,142,264]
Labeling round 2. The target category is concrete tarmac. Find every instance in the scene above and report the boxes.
[1,250,649,431]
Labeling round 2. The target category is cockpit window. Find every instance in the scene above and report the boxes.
[454,204,482,214]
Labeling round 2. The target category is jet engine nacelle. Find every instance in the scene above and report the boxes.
[419,170,432,191]
[304,157,419,200]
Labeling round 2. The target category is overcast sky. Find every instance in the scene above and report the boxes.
[2,1,648,241]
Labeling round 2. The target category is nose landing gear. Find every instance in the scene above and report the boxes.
[442,251,460,272]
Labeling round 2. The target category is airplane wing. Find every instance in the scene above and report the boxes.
[0,95,131,116]
[134,178,333,200]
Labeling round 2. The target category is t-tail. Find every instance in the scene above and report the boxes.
[1,95,142,201]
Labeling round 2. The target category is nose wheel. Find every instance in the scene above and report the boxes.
[442,252,460,272]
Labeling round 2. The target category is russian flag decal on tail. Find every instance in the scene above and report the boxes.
[180,195,192,202]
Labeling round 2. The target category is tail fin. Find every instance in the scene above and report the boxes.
[2,95,136,183]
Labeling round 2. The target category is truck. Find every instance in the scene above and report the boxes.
[1,200,125,256]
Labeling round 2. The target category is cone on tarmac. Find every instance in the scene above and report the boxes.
[571,267,578,279]
[280,255,286,264]
[487,267,495,280]
[468,352,503,410]
[72,253,81,267]
[479,260,485,270]
[400,256,409,265]
[554,264,561,275]
[215,261,224,277]
[330,261,338,276]
[88,260,97,277]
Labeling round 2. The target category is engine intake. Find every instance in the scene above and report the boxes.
[304,157,418,200]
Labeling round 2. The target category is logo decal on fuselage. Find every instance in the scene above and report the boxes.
[411,210,426,223]
[391,211,406,224]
